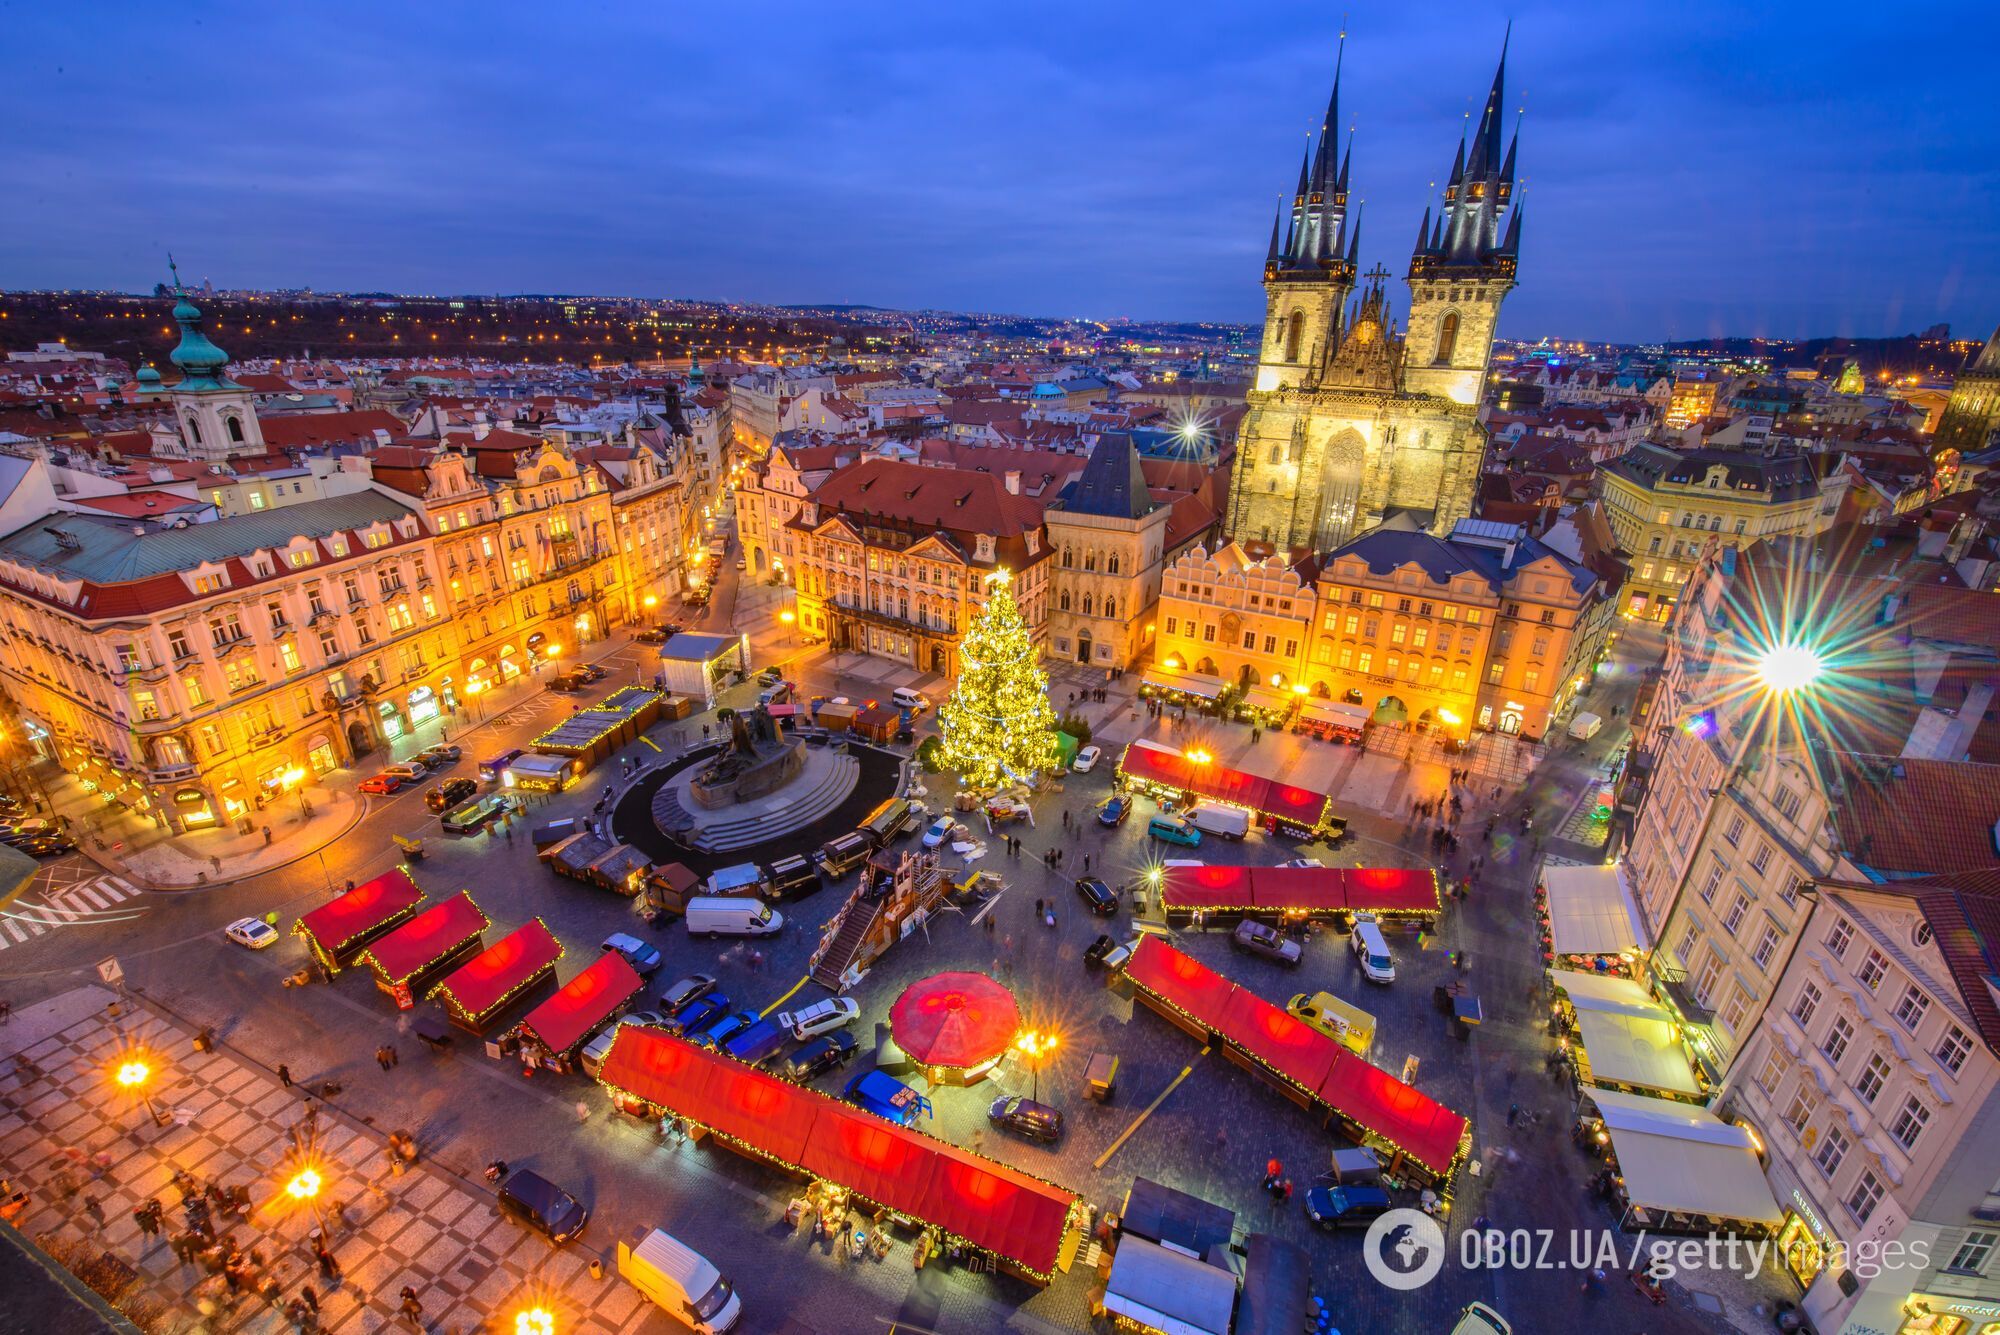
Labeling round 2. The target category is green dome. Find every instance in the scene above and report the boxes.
[167,295,230,375]
[135,364,162,384]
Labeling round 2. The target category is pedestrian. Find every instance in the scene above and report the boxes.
[575,1100,590,1125]
[262,825,273,847]
[315,1247,339,1281]
[1034,897,1044,916]
[399,1285,423,1325]
[277,1063,292,1089]
[210,855,222,875]
[387,1044,399,1068]
[1214,1126,1228,1152]
[344,880,355,895]
[1280,1178,1293,1203]
[375,1047,391,1072]
[133,1201,159,1236]
[1264,1157,1282,1185]
[299,1284,320,1315]
[83,1193,105,1225]
[1082,853,1091,874]
[1507,1102,1520,1126]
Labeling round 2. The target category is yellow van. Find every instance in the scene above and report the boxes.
[1286,991,1376,1057]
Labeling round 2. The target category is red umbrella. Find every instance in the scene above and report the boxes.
[889,972,1022,1073]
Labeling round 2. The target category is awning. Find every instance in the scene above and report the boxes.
[1157,865,1438,917]
[1119,741,1333,833]
[1142,665,1227,700]
[1316,1049,1468,1179]
[1235,1235,1312,1335]
[1213,989,1339,1097]
[293,868,424,963]
[1543,862,1647,957]
[1240,685,1294,715]
[1553,971,1701,1097]
[1302,699,1371,729]
[598,1027,1077,1278]
[358,891,490,986]
[1103,1236,1237,1335]
[515,951,646,1056]
[1159,864,1255,910]
[1341,867,1441,915]
[430,919,564,1027]
[1589,1089,1782,1226]
[1124,933,1236,1025]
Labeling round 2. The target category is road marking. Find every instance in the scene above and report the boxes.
[759,975,810,1019]
[1093,1046,1210,1170]
[641,737,661,752]
[4,920,27,943]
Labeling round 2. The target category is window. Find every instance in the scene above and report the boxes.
[1719,986,1749,1034]
[1893,986,1932,1032]
[1783,1089,1814,1134]
[208,613,245,646]
[222,658,261,693]
[1391,623,1407,645]
[1165,617,1178,637]
[1752,924,1780,971]
[1749,842,1773,874]
[1857,950,1889,991]
[1845,1172,1884,1224]
[1700,861,1725,903]
[1890,1095,1930,1150]
[288,550,313,569]
[1824,918,1853,958]
[167,630,192,660]
[1774,785,1803,821]
[1676,922,1700,964]
[1821,1016,1852,1065]
[1935,1024,1975,1076]
[1694,954,1723,1006]
[1283,310,1304,362]
[183,674,208,707]
[1724,814,1746,846]
[1947,1232,1998,1276]
[1812,1126,1849,1177]
[1433,311,1459,365]
[1723,893,1750,935]
[1755,1049,1787,1095]
[1855,1054,1890,1104]
[279,641,301,673]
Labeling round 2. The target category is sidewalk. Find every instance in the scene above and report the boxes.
[0,986,649,1335]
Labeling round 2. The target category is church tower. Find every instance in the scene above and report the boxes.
[1933,325,2000,465]
[137,261,267,461]
[1251,45,1358,395]
[1404,36,1520,409]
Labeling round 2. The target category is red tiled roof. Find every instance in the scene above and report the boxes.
[1827,753,2000,877]
[258,410,405,449]
[808,456,1045,536]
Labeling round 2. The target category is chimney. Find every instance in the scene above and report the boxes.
[1004,471,1021,496]
[473,422,490,440]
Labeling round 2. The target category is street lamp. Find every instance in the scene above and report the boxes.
[1014,1030,1059,1102]
[1754,641,1824,695]
[115,1057,164,1127]
[286,1164,329,1228]
[779,608,796,647]
[515,1308,555,1335]
[282,766,310,817]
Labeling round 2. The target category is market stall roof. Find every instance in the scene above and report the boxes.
[294,868,423,957]
[888,972,1022,1072]
[1302,699,1371,727]
[1121,1178,1237,1258]
[1141,664,1228,700]
[659,632,742,662]
[1159,863,1255,910]
[430,919,563,1024]
[1552,969,1668,1020]
[1588,1089,1783,1226]
[1250,866,1346,915]
[1554,973,1701,1096]
[1156,865,1435,916]
[1213,987,1340,1096]
[1316,1051,1468,1178]
[1543,862,1647,957]
[1103,1236,1237,1335]
[1126,935,1236,1023]
[515,951,646,1056]
[1241,685,1295,715]
[358,891,489,985]
[651,862,698,895]
[598,1027,1077,1276]
[1235,1235,1313,1335]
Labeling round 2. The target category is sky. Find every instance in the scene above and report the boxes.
[3,1,1996,344]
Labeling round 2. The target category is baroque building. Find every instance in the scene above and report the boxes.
[1932,324,2000,466]
[1227,39,1520,552]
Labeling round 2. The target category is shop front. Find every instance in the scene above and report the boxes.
[172,785,220,831]
[376,698,406,743]
[305,732,338,776]
[407,685,441,728]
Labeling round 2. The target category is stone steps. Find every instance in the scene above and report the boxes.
[689,754,861,853]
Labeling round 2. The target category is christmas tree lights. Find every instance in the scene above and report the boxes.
[936,570,1060,790]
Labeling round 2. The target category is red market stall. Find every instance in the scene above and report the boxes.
[1342,866,1443,918]
[1157,865,1439,924]
[1245,866,1347,917]
[888,972,1022,1085]
[1122,937,1467,1184]
[430,919,564,1032]
[598,1027,1079,1282]
[514,951,647,1071]
[1117,740,1334,836]
[357,891,490,1010]
[292,868,424,973]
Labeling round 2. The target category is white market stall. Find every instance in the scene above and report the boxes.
[1585,1088,1784,1235]
[1540,861,1647,960]
[1101,1235,1238,1335]
[657,632,749,708]
[1552,970,1704,1100]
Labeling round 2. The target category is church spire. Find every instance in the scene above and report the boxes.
[1265,205,1284,269]
[1468,22,1509,174]
[1311,33,1345,201]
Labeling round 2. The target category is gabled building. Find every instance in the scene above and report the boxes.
[1044,432,1170,671]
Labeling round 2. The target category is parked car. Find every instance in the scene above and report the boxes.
[496,1169,589,1246]
[358,773,406,795]
[720,1018,790,1068]
[1232,919,1303,966]
[1074,877,1119,917]
[756,666,784,686]
[658,974,717,1013]
[1147,814,1202,847]
[987,1095,1063,1144]
[783,1030,858,1082]
[0,816,62,840]
[757,681,792,706]
[662,994,730,1038]
[633,627,671,645]
[920,816,958,849]
[424,778,478,814]
[778,997,859,1042]
[617,1228,741,1334]
[1304,1184,1392,1230]
[689,1009,760,1052]
[1072,745,1102,773]
[842,1069,927,1126]
[224,917,279,949]
[547,671,589,694]
[575,663,608,684]
[12,833,76,858]
[1085,934,1133,971]
[381,762,429,783]
[580,1011,668,1078]
[417,744,462,768]
[602,932,663,976]
[1096,794,1133,827]
[1350,913,1396,984]
[889,687,930,713]
[1450,1303,1513,1335]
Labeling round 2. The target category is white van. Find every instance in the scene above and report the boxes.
[618,1228,742,1333]
[889,687,930,713]
[684,895,784,938]
[1567,711,1603,742]
[1184,803,1251,840]
[1448,1302,1511,1335]
[1350,913,1396,984]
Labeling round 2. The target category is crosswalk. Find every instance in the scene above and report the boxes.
[0,874,145,949]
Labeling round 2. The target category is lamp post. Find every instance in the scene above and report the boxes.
[779,608,796,648]
[282,766,310,818]
[285,1165,328,1230]
[515,1308,555,1335]
[115,1058,164,1128]
[465,678,487,724]
[1014,1030,1058,1103]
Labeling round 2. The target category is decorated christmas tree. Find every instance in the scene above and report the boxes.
[937,569,1061,789]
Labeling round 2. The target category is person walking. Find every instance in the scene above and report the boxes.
[314,1245,339,1281]
[387,1044,399,1068]
[374,1047,390,1072]
[83,1193,105,1226]
[299,1284,320,1315]
[277,1064,292,1089]
[133,1201,159,1238]
[399,1286,423,1325]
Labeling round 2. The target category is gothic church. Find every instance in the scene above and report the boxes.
[1227,37,1521,552]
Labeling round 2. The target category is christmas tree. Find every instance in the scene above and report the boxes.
[937,569,1061,789]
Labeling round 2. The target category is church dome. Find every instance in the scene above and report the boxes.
[167,295,230,375]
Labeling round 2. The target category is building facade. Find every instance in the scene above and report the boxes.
[1043,433,1170,671]
[1932,325,2000,464]
[1227,43,1519,552]
[1155,542,1315,693]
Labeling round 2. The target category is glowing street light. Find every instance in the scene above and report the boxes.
[1754,641,1824,695]
[1014,1030,1059,1102]
[515,1308,555,1335]
[115,1057,164,1127]
[285,1167,322,1203]
[1185,749,1213,767]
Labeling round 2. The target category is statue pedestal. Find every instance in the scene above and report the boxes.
[688,739,807,808]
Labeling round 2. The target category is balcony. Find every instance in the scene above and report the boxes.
[831,602,960,640]
[1652,961,1715,1026]
[146,761,199,783]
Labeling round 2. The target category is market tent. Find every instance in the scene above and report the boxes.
[1342,867,1441,916]
[293,868,423,967]
[1159,864,1255,911]
[515,951,645,1057]
[1543,862,1646,957]
[1213,988,1340,1098]
[1588,1089,1783,1227]
[598,1027,1077,1279]
[1302,699,1370,731]
[1247,866,1345,915]
[429,919,564,1029]
[1554,971,1700,1097]
[1141,664,1228,700]
[1241,685,1295,716]
[1102,1235,1237,1335]
[1121,1177,1237,1259]
[1316,1050,1468,1179]
[1260,780,1330,830]
[358,891,489,986]
[1235,1235,1313,1335]
[888,972,1022,1073]
[1126,936,1236,1027]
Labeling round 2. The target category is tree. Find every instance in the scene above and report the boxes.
[937,570,1061,789]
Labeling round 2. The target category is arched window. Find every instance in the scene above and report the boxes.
[185,415,202,446]
[1081,593,1094,616]
[225,415,245,443]
[1107,554,1120,575]
[1103,596,1116,619]
[1084,550,1097,572]
[1284,310,1305,362]
[1062,547,1073,568]
[1059,589,1071,611]
[1268,445,1282,465]
[1434,312,1460,366]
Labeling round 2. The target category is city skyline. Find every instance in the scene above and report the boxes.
[5,2,1995,343]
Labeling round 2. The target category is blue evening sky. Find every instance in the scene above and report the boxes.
[2,1,1994,343]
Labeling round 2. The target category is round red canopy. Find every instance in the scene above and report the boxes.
[889,971,1022,1072]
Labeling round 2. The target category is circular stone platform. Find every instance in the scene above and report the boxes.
[649,743,862,854]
